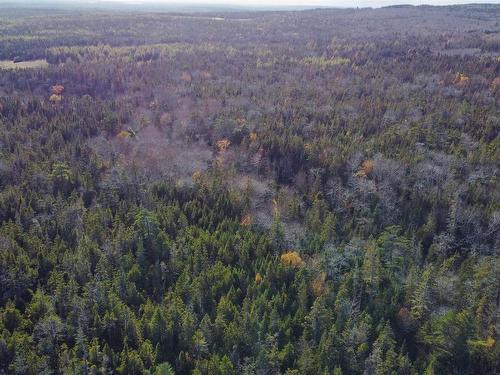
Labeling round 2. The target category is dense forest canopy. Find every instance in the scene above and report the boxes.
[0,4,499,375]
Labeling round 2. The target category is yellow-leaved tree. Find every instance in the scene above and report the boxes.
[281,251,305,268]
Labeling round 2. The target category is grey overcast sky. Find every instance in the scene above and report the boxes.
[84,0,500,7]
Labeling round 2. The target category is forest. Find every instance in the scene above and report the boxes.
[0,3,499,374]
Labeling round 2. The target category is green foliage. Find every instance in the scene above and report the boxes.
[0,4,498,375]
[154,362,175,375]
